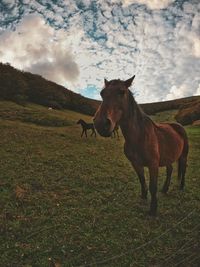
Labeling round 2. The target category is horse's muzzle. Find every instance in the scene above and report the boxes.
[93,117,112,137]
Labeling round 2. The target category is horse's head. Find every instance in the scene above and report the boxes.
[77,119,81,124]
[94,75,135,137]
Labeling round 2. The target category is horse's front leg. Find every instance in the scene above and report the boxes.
[91,129,94,136]
[124,146,148,200]
[91,129,97,137]
[116,130,119,139]
[133,163,148,200]
[81,129,84,137]
[149,163,158,216]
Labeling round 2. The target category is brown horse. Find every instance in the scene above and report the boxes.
[111,124,120,139]
[94,76,188,216]
[77,119,96,138]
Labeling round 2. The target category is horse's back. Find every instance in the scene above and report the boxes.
[167,122,188,140]
[88,123,95,129]
[157,122,188,143]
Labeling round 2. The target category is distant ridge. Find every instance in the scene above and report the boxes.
[141,96,200,115]
[0,62,199,123]
[0,62,99,116]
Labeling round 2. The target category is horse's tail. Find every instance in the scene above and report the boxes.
[170,123,189,186]
[178,135,189,184]
[177,136,188,190]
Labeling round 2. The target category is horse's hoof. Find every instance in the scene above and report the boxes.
[161,188,168,194]
[148,210,157,217]
[141,195,148,200]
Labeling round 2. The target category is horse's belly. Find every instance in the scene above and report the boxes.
[158,136,184,166]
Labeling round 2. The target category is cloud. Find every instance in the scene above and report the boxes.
[165,84,192,101]
[0,0,200,103]
[122,0,175,9]
[192,35,200,58]
[194,84,200,96]
[0,14,80,86]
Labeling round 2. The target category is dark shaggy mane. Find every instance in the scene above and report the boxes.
[128,90,158,130]
[128,90,145,119]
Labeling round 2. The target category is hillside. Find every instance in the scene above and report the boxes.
[141,96,200,115]
[175,98,200,125]
[0,101,92,127]
[0,62,99,116]
[0,101,199,266]
[0,62,200,124]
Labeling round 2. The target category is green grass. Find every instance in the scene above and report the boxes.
[0,102,200,267]
[151,109,178,123]
[0,101,92,127]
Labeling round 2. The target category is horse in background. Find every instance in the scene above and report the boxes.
[94,75,188,216]
[77,119,96,138]
[111,124,120,139]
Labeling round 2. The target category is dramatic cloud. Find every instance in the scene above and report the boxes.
[0,0,199,102]
[194,84,200,96]
[0,14,79,86]
[122,0,175,9]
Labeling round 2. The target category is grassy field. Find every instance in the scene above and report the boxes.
[0,101,200,267]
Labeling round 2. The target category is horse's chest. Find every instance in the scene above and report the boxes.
[124,143,148,165]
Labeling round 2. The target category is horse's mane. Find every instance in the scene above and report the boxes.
[128,90,166,131]
[128,90,146,121]
[127,90,160,139]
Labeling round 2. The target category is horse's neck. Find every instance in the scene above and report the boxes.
[120,106,148,144]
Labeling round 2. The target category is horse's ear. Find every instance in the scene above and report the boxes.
[124,75,135,88]
[104,78,109,87]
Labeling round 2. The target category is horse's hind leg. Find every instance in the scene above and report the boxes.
[178,136,189,190]
[91,129,96,137]
[149,164,158,216]
[178,156,187,190]
[161,164,173,193]
[116,130,119,139]
[111,131,115,138]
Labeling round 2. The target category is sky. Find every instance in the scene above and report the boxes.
[0,0,199,103]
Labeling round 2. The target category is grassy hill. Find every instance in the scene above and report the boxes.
[1,62,200,124]
[141,95,200,115]
[0,101,199,267]
[0,62,99,116]
[175,98,200,125]
[0,101,93,127]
